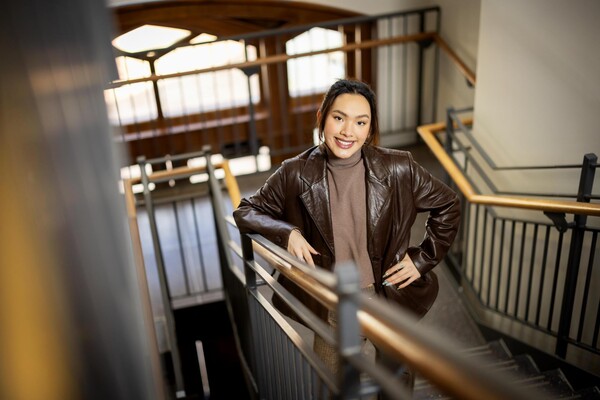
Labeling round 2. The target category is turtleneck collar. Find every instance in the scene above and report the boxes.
[324,144,363,168]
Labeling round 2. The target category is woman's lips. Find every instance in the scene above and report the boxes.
[335,138,354,149]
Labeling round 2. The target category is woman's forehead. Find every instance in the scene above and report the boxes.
[330,93,371,117]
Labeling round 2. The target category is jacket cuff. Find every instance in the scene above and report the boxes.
[406,246,435,276]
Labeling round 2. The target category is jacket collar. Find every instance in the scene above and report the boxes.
[299,144,392,184]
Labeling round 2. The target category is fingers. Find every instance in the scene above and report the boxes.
[383,256,421,289]
[287,229,319,267]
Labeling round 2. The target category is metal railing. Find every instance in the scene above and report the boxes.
[124,149,240,397]
[418,110,600,368]
[203,147,544,400]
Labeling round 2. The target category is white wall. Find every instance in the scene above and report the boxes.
[473,0,600,194]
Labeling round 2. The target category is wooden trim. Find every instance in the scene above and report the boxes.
[418,121,600,216]
[434,35,476,86]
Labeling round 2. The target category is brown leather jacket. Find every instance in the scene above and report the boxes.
[233,144,460,320]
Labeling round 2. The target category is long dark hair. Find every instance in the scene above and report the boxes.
[316,79,379,146]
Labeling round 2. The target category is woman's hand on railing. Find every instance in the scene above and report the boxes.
[287,229,319,267]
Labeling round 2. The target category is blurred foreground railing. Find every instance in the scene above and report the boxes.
[204,150,544,400]
[418,110,600,374]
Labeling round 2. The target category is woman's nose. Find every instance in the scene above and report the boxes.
[341,123,351,136]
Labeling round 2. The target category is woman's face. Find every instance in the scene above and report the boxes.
[322,93,371,159]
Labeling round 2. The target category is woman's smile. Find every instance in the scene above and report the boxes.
[334,137,356,149]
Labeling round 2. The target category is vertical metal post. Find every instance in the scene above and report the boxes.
[138,156,186,398]
[556,153,597,357]
[239,233,261,396]
[335,262,361,399]
[149,60,164,120]
[243,42,259,163]
[444,108,455,186]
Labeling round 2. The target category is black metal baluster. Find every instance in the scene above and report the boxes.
[504,221,516,314]
[525,224,539,321]
[487,217,497,306]
[535,226,551,327]
[478,208,488,300]
[495,219,506,310]
[547,231,565,331]
[514,222,527,317]
[577,231,597,342]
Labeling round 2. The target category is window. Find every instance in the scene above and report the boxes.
[155,37,260,116]
[105,57,157,125]
[286,27,345,97]
[107,27,260,124]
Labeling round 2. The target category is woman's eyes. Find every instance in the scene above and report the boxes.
[333,116,367,126]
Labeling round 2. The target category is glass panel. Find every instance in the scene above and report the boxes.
[114,56,151,80]
[286,27,345,97]
[104,82,158,125]
[155,40,257,74]
[155,40,259,116]
[158,71,260,116]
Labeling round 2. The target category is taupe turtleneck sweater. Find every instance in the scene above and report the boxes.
[326,146,375,288]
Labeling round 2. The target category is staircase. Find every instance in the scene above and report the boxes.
[414,340,600,399]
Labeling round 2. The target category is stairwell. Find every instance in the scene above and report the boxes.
[415,339,600,399]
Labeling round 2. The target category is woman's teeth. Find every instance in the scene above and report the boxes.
[336,138,353,148]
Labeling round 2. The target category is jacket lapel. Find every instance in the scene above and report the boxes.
[299,146,335,256]
[363,147,393,249]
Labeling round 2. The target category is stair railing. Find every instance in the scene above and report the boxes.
[418,112,599,370]
[123,149,241,398]
[204,149,546,400]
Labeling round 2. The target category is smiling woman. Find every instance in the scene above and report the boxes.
[233,78,461,395]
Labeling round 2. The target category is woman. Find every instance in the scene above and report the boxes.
[233,79,460,391]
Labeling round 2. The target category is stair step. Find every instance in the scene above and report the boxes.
[459,339,512,361]
[571,386,600,400]
[413,339,599,400]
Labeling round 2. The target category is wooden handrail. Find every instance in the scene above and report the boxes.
[108,30,476,96]
[108,32,437,89]
[418,121,600,216]
[239,232,535,400]
[126,160,242,210]
[434,35,476,86]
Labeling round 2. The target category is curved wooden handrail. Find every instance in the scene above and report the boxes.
[127,160,242,209]
[417,121,600,216]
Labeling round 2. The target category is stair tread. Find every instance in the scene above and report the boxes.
[413,341,595,400]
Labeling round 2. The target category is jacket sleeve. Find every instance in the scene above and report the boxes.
[232,163,298,248]
[404,153,461,275]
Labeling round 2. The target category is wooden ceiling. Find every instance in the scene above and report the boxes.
[111,0,361,39]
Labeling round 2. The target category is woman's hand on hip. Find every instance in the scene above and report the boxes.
[382,254,421,289]
[287,229,319,267]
